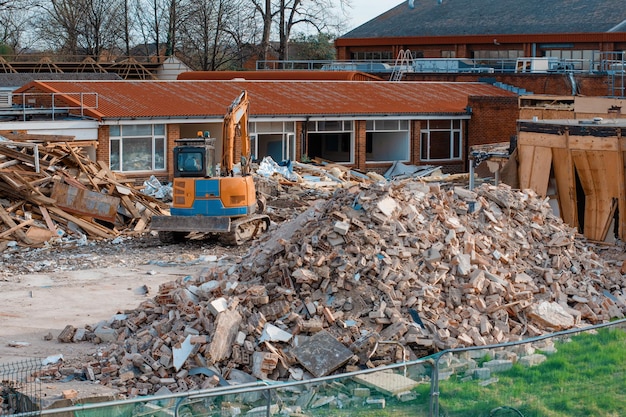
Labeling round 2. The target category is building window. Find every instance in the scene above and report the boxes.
[350,51,394,61]
[306,120,353,163]
[544,49,598,71]
[250,121,296,162]
[420,120,462,161]
[109,124,166,172]
[365,119,410,162]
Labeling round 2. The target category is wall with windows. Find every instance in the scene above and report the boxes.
[250,121,296,162]
[305,120,354,163]
[109,124,167,173]
[365,119,410,162]
[420,119,463,162]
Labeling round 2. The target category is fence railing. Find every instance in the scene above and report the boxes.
[1,92,98,121]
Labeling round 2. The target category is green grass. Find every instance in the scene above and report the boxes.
[438,327,626,417]
[301,327,626,417]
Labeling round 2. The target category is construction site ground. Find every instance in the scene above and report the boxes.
[0,235,246,366]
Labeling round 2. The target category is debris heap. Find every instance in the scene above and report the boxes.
[64,180,626,396]
[0,137,168,247]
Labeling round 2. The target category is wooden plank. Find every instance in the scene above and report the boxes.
[25,226,54,244]
[47,207,116,239]
[0,205,32,244]
[518,132,567,149]
[38,205,58,234]
[571,149,621,241]
[66,143,100,191]
[529,147,553,196]
[517,144,552,196]
[121,195,141,218]
[569,135,620,152]
[0,218,34,239]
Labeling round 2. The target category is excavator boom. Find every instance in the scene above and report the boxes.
[221,90,251,176]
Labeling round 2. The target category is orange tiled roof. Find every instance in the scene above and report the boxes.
[18,80,516,121]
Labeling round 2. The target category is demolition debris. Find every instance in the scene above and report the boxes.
[52,180,626,397]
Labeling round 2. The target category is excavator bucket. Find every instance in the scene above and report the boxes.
[150,215,231,233]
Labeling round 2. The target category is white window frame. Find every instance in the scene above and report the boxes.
[109,124,167,172]
[250,121,296,162]
[365,119,410,163]
[307,120,354,164]
[420,120,463,162]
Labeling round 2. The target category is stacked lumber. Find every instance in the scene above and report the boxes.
[61,180,626,396]
[0,138,168,247]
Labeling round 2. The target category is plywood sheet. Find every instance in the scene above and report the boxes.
[518,144,552,196]
[572,148,620,241]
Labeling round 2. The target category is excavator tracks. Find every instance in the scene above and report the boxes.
[218,214,270,246]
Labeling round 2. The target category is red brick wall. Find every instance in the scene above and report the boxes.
[95,126,108,163]
[354,120,366,171]
[403,73,609,96]
[467,95,518,147]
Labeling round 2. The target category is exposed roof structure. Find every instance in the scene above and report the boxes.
[16,80,515,121]
[341,0,626,39]
[177,71,383,82]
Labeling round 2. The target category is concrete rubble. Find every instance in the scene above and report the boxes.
[48,179,626,404]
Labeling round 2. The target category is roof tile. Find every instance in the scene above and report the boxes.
[19,80,516,120]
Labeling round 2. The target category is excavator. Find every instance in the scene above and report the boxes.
[150,90,270,245]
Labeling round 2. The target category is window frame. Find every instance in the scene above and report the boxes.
[109,124,167,172]
[420,119,463,162]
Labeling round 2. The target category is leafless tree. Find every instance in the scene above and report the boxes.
[0,6,34,55]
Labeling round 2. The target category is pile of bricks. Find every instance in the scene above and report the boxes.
[60,179,626,396]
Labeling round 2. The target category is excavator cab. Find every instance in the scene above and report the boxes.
[173,133,216,178]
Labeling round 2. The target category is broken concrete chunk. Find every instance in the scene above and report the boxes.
[207,297,228,316]
[377,196,398,217]
[527,301,575,330]
[293,330,354,377]
[208,309,242,363]
[353,370,420,396]
[260,323,293,343]
[173,334,196,372]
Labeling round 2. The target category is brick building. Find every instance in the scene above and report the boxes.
[7,78,517,182]
[336,0,626,66]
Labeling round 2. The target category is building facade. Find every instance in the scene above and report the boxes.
[7,78,517,182]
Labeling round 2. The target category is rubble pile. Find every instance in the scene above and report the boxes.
[0,135,169,248]
[59,180,626,397]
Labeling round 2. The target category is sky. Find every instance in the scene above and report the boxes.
[344,0,405,30]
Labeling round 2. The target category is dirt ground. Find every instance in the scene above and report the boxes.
[0,234,248,366]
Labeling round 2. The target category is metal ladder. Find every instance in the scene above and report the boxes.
[389,49,413,81]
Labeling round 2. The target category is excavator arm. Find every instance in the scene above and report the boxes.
[221,90,251,176]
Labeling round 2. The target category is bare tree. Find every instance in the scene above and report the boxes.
[250,0,276,65]
[80,0,126,58]
[277,0,349,61]
[0,6,34,55]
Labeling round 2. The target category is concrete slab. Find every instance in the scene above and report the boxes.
[293,330,353,378]
[353,370,420,396]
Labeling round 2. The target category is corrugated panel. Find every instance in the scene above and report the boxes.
[19,80,516,120]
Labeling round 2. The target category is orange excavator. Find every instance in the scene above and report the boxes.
[150,90,270,245]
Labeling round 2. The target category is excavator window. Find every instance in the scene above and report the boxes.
[178,152,203,173]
